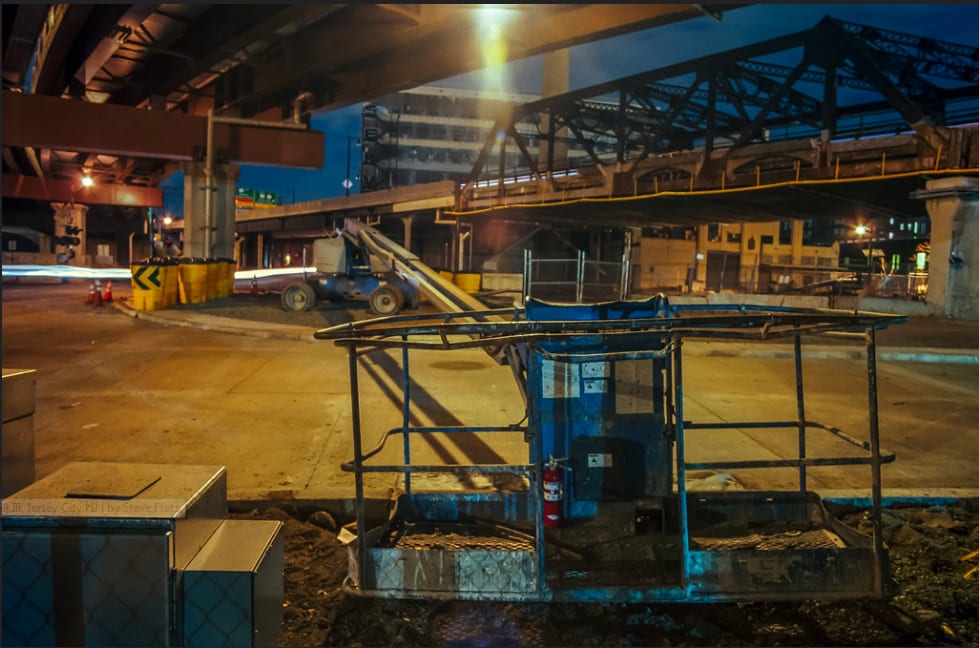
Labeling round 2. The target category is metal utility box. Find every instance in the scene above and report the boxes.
[182,520,284,647]
[2,368,36,496]
[2,462,227,647]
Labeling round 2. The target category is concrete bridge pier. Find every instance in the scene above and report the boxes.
[181,162,240,259]
[51,202,88,263]
[920,177,979,319]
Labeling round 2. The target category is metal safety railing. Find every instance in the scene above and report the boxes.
[522,249,630,304]
[317,303,905,601]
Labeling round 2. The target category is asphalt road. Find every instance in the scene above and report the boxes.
[3,283,977,503]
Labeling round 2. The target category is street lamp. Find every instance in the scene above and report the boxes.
[854,224,872,271]
[345,136,361,196]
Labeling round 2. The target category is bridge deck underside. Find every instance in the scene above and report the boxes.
[464,174,979,227]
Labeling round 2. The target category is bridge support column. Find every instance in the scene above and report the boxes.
[256,233,266,269]
[234,236,245,269]
[919,177,979,319]
[51,202,88,264]
[694,225,708,292]
[790,218,804,288]
[402,214,414,253]
[539,48,569,175]
[181,162,240,259]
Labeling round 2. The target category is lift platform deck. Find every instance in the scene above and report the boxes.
[316,298,905,602]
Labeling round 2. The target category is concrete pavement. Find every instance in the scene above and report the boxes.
[4,283,977,510]
[112,290,979,365]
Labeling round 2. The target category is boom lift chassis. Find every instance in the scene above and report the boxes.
[316,298,904,602]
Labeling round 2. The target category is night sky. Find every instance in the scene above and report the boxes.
[161,3,979,216]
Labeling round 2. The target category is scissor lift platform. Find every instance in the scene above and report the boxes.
[319,299,902,602]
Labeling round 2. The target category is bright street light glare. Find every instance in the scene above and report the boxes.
[854,224,869,236]
[80,175,94,188]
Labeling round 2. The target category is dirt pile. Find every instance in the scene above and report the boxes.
[234,501,978,647]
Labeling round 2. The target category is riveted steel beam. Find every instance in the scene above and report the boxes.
[2,91,324,168]
[2,173,162,206]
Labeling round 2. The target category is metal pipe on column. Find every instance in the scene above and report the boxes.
[204,109,215,258]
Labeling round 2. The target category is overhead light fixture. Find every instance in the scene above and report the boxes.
[80,174,94,188]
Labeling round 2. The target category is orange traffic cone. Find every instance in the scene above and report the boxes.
[87,282,96,304]
[102,280,113,303]
[94,280,104,307]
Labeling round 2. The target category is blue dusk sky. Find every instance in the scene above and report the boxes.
[161,3,979,216]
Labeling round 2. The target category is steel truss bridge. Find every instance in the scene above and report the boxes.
[442,16,979,226]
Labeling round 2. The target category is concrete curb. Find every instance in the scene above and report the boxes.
[111,301,979,363]
[683,341,979,364]
[112,300,317,342]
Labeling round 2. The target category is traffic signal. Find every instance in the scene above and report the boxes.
[54,235,80,247]
[65,225,83,236]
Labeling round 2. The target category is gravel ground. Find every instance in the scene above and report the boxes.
[232,501,979,647]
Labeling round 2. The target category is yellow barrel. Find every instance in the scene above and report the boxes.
[179,259,208,304]
[438,270,455,283]
[454,272,481,294]
[130,260,166,311]
[219,258,235,298]
[205,258,219,301]
[163,259,179,307]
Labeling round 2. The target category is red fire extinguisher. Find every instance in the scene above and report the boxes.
[543,455,564,528]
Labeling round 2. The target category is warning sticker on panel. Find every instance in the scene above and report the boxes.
[542,360,580,399]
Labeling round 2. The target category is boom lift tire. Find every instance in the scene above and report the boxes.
[369,284,405,315]
[281,281,317,312]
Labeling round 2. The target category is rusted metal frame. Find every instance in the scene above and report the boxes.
[616,89,628,163]
[823,65,838,136]
[731,62,823,121]
[1,91,325,167]
[835,23,942,151]
[718,74,751,126]
[736,58,876,92]
[562,115,606,169]
[839,19,978,82]
[731,55,813,148]
[321,315,899,347]
[640,82,742,129]
[866,325,886,596]
[401,337,412,494]
[505,122,544,184]
[460,114,509,202]
[626,77,705,173]
[347,346,368,591]
[794,333,808,493]
[536,346,674,363]
[313,307,521,338]
[518,26,817,117]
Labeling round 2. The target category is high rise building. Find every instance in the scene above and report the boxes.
[360,85,542,192]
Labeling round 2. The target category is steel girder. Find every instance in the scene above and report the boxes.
[462,17,979,197]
